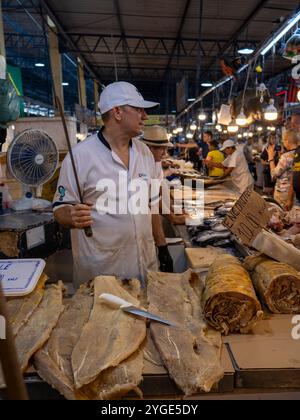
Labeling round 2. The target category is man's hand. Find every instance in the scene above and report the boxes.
[157,245,173,273]
[70,202,93,229]
[203,159,214,168]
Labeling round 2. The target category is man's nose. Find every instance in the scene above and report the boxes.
[142,109,148,120]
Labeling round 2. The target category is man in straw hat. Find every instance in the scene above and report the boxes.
[141,125,187,227]
[53,81,172,288]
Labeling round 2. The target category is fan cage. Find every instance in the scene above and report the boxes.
[7,129,59,187]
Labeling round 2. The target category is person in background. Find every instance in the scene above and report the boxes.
[260,133,280,196]
[267,130,299,208]
[204,139,254,194]
[287,114,300,209]
[199,131,213,159]
[141,125,187,226]
[197,130,213,172]
[205,140,225,177]
[244,137,257,180]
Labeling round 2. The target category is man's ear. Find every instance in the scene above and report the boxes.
[112,106,123,121]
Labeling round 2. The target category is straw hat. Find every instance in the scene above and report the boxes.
[141,125,173,147]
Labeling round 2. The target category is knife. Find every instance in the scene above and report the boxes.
[99,293,178,327]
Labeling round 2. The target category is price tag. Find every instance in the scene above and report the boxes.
[26,226,45,250]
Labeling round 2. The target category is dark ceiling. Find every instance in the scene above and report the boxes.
[2,0,300,113]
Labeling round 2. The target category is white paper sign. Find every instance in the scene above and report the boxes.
[0,259,45,296]
[26,226,45,250]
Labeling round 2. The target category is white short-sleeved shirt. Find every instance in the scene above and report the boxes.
[223,150,254,194]
[53,129,158,288]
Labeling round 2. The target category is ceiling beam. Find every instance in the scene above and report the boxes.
[40,0,99,81]
[201,0,269,78]
[163,0,192,78]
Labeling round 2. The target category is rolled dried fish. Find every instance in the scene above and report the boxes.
[244,255,300,314]
[203,255,263,335]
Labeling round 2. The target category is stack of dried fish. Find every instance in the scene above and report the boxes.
[203,255,263,335]
[147,270,224,395]
[0,279,64,389]
[244,255,300,314]
[35,276,146,400]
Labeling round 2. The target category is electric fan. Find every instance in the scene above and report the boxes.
[7,129,59,210]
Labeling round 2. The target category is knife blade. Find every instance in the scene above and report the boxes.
[99,293,178,327]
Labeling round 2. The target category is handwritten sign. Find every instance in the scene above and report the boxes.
[0,259,45,296]
[223,188,271,247]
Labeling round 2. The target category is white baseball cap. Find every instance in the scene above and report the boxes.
[220,139,236,151]
[98,81,159,114]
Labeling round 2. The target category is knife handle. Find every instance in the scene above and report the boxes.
[99,293,132,309]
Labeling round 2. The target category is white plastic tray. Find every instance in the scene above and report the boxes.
[0,259,46,297]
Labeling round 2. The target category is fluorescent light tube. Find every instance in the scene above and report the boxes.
[261,12,300,56]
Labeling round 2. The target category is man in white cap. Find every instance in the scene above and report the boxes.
[204,139,254,194]
[53,81,172,288]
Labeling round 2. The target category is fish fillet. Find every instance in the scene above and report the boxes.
[147,270,224,395]
[0,282,64,389]
[72,276,146,389]
[6,274,48,336]
[35,279,145,400]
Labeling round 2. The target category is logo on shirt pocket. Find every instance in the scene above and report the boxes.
[138,173,148,181]
[58,186,66,202]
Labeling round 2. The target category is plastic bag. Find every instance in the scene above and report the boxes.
[0,76,20,126]
[252,229,300,271]
[283,29,300,61]
[218,104,232,125]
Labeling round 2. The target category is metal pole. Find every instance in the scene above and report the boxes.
[195,0,203,97]
[0,0,5,59]
[0,282,28,400]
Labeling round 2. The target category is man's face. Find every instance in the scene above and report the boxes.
[291,115,300,133]
[150,146,168,162]
[224,147,235,156]
[203,133,212,144]
[119,105,148,136]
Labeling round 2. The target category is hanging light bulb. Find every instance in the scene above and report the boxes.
[236,108,247,126]
[198,110,207,121]
[190,122,197,131]
[216,124,222,131]
[212,111,217,124]
[264,99,278,121]
[228,120,239,133]
[297,90,300,101]
[172,128,178,134]
[186,131,193,139]
[223,130,228,134]
[238,134,243,139]
[257,126,263,132]
[243,132,249,138]
[177,126,183,133]
[268,126,276,132]
[249,132,254,138]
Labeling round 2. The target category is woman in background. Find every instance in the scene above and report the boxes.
[261,133,280,196]
[267,130,299,207]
